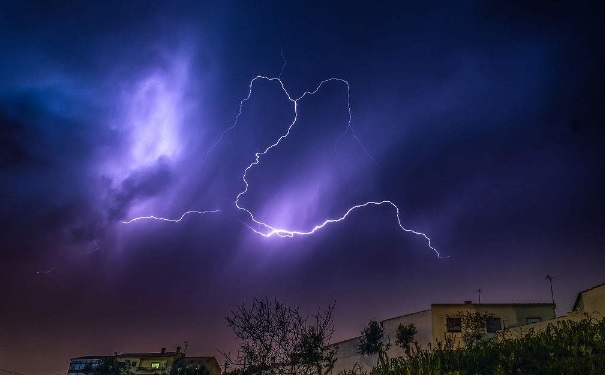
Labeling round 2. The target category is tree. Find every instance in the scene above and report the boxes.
[292,307,338,375]
[169,359,211,375]
[84,357,133,375]
[395,323,417,356]
[225,298,336,375]
[447,311,495,347]
[358,319,390,366]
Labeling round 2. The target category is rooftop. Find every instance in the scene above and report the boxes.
[118,352,178,358]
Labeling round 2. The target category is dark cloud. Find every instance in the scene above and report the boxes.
[106,159,174,221]
[0,110,37,167]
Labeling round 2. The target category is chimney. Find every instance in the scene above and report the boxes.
[161,347,166,354]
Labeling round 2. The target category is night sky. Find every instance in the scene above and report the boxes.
[1,1,604,374]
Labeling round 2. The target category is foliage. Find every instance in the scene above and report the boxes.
[358,320,391,366]
[225,298,336,375]
[83,358,133,375]
[448,311,495,348]
[169,358,211,375]
[394,323,417,356]
[339,315,605,375]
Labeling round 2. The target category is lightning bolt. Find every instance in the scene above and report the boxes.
[230,75,442,258]
[241,200,443,258]
[36,267,55,275]
[121,68,444,258]
[121,209,220,224]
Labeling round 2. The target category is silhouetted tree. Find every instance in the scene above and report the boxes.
[169,358,211,375]
[358,319,390,366]
[395,323,417,356]
[448,311,496,347]
[225,298,336,375]
[84,357,133,375]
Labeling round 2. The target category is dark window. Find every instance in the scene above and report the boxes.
[486,317,501,333]
[526,317,542,324]
[446,317,461,332]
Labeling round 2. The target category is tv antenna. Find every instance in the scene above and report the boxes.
[475,288,483,304]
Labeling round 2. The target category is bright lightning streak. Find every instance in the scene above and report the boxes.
[207,75,374,161]
[36,267,55,275]
[121,209,220,224]
[242,200,443,258]
[231,76,443,258]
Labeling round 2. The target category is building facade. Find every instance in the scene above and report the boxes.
[430,302,555,348]
[116,347,181,374]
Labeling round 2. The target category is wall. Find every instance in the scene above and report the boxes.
[331,310,432,374]
[329,337,377,375]
[431,304,555,348]
[582,284,605,315]
[382,309,432,356]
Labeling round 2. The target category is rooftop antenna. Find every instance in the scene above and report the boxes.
[475,289,483,304]
[546,275,556,317]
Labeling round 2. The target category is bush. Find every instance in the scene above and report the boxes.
[339,316,605,375]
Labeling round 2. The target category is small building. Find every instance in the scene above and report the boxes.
[67,347,220,375]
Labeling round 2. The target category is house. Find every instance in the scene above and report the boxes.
[330,301,555,374]
[66,347,221,375]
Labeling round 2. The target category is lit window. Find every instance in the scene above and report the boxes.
[486,317,501,333]
[526,317,542,324]
[446,317,461,332]
[151,362,160,369]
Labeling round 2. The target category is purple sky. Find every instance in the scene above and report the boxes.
[1,2,604,374]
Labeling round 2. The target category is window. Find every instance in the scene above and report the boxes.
[151,362,160,369]
[446,317,461,332]
[526,317,542,324]
[486,317,501,333]
[70,363,85,371]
